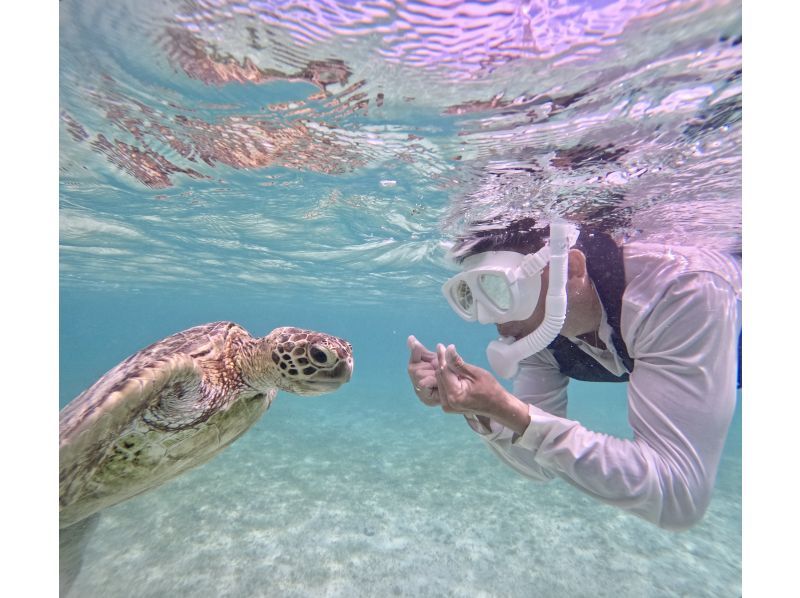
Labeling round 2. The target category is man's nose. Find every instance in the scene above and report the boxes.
[476,302,495,325]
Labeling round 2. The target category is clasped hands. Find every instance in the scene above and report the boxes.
[406,335,531,435]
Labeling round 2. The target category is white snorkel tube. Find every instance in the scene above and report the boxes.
[486,220,578,378]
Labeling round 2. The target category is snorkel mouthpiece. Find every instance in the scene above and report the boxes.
[486,220,578,378]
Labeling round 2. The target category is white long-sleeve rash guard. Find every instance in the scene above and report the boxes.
[465,242,742,530]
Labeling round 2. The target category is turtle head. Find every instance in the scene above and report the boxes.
[251,327,354,396]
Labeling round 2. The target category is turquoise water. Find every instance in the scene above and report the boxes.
[59,0,742,595]
[59,288,742,597]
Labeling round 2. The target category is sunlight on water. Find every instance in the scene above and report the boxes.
[59,1,741,596]
[60,0,740,301]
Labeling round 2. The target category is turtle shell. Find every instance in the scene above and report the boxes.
[59,322,273,528]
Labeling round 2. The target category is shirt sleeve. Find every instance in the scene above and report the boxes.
[465,349,568,483]
[470,271,740,530]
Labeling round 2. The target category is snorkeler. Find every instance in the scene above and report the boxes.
[407,217,741,530]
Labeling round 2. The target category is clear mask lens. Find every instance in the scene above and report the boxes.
[452,280,474,312]
[478,273,512,310]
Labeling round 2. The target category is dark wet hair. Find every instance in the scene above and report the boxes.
[450,216,618,263]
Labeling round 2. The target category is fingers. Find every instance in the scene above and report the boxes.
[407,335,424,363]
[436,344,468,413]
[410,337,474,410]
[407,338,440,405]
[410,368,439,405]
[415,373,437,389]
[416,387,439,406]
[444,344,476,380]
[407,335,437,364]
[410,361,438,393]
[408,349,437,382]
[435,344,457,394]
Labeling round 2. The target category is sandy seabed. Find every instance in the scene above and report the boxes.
[65,390,741,598]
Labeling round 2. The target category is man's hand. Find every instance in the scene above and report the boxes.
[434,343,532,435]
[433,343,506,415]
[407,335,441,406]
[407,336,531,435]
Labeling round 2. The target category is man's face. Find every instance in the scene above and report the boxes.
[495,266,549,340]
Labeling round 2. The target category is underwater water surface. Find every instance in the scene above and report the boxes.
[59,0,742,595]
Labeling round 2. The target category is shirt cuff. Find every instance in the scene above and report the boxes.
[463,414,516,441]
[511,404,552,451]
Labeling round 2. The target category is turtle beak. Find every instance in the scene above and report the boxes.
[335,359,353,383]
[294,360,353,396]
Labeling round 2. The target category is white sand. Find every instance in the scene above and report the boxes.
[66,392,741,597]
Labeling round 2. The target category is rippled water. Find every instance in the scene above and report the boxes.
[59,1,742,596]
[60,0,741,301]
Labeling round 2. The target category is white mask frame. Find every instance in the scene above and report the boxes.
[442,249,550,325]
[442,220,579,378]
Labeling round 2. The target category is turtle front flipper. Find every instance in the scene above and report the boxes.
[59,353,205,529]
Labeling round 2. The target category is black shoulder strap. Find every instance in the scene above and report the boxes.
[581,232,635,373]
[547,232,634,382]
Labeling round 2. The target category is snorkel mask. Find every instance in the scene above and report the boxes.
[442,220,579,378]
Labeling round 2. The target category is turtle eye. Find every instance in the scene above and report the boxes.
[309,345,332,366]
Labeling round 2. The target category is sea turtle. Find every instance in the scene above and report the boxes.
[59,321,353,592]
